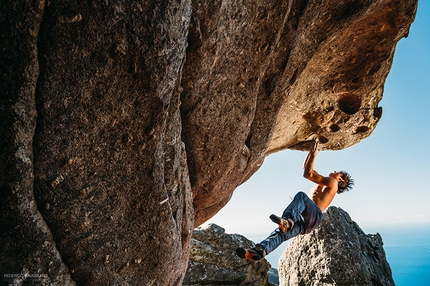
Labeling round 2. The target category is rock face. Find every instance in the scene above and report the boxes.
[181,0,417,227]
[278,207,394,286]
[1,1,193,285]
[0,0,416,285]
[183,223,275,286]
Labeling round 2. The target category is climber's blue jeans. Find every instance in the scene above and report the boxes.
[257,191,323,256]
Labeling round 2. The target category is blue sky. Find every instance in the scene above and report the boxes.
[205,1,430,240]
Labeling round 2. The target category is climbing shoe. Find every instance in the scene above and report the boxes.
[269,214,293,233]
[235,246,264,261]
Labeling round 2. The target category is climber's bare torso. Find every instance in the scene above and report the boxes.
[308,179,338,212]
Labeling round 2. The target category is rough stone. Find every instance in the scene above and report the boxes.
[184,224,276,286]
[182,0,418,226]
[278,207,394,286]
[0,0,417,285]
[1,0,194,285]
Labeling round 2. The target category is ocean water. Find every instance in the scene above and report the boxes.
[372,224,430,286]
[257,224,430,285]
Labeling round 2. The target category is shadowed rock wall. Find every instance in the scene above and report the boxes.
[0,0,416,285]
[1,0,193,285]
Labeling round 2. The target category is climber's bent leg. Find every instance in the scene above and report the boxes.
[257,221,304,256]
[281,191,308,222]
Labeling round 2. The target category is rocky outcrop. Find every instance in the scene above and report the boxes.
[182,0,418,227]
[184,210,393,286]
[0,0,416,285]
[279,207,394,286]
[184,223,276,286]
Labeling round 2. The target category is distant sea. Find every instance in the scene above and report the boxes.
[371,224,430,286]
[252,223,430,286]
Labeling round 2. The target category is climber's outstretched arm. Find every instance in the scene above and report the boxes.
[303,140,336,188]
[303,140,319,180]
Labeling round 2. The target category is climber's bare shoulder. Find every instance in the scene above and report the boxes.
[308,179,338,212]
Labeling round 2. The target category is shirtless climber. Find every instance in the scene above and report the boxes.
[236,140,354,261]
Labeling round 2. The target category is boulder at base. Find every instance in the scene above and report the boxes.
[184,223,277,286]
[278,207,394,286]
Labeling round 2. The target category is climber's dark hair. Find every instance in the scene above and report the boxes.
[337,171,354,194]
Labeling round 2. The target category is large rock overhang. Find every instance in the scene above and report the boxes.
[181,0,418,226]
